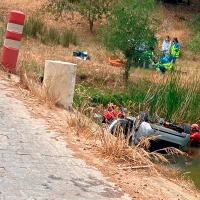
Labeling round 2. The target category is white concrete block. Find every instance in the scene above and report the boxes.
[43,60,77,109]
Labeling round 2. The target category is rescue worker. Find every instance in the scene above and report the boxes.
[102,103,117,123]
[171,38,180,63]
[162,36,172,56]
[154,54,174,73]
[139,47,156,69]
[190,124,199,134]
[190,124,200,147]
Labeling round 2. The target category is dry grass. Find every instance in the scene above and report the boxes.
[2,1,199,83]
[66,108,185,178]
[18,65,60,109]
[1,0,199,185]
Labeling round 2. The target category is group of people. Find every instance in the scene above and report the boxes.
[139,36,181,73]
[102,102,128,124]
[156,36,181,72]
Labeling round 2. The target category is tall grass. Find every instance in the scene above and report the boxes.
[144,71,200,123]
[74,69,200,124]
[18,58,60,108]
[23,15,78,46]
[0,27,5,47]
[66,103,187,182]
[23,15,45,38]
[19,60,44,81]
[41,27,60,45]
[60,29,78,47]
[187,13,200,53]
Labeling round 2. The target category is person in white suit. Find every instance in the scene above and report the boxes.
[162,36,171,56]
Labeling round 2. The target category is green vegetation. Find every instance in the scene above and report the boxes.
[41,0,117,32]
[15,1,200,125]
[41,26,60,45]
[145,72,200,123]
[0,27,5,47]
[187,13,200,52]
[60,29,78,47]
[23,15,78,46]
[74,70,200,124]
[77,0,116,32]
[23,15,45,38]
[100,0,157,82]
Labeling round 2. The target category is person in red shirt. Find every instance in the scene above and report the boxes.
[190,123,200,147]
[102,103,117,123]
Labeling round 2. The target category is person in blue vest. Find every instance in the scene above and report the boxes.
[171,38,180,63]
[154,54,174,73]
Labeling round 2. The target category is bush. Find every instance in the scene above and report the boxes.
[0,27,5,47]
[187,13,200,53]
[23,15,45,38]
[60,29,78,47]
[23,15,78,46]
[189,13,200,33]
[41,27,60,45]
[187,32,200,53]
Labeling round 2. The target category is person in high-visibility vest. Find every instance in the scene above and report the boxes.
[138,47,156,69]
[154,54,174,73]
[171,38,180,63]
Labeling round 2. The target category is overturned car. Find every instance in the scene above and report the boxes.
[109,113,191,150]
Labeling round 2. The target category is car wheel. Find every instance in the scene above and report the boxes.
[158,118,165,125]
[183,123,191,134]
[139,112,149,122]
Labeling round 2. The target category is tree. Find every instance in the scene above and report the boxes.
[41,0,116,33]
[78,0,116,33]
[100,0,157,83]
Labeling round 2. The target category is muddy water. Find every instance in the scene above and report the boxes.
[168,147,200,190]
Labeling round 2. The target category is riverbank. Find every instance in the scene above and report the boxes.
[1,0,200,199]
[0,70,199,200]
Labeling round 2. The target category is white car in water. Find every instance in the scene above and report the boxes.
[109,112,191,150]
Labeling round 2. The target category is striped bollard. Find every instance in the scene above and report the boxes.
[1,10,25,72]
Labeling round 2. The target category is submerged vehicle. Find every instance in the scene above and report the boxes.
[109,112,191,150]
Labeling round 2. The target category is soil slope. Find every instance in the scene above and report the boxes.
[0,71,199,200]
[1,0,200,199]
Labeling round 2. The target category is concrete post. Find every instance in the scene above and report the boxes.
[43,60,77,109]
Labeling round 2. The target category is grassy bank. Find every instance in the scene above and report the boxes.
[1,2,200,194]
[74,69,200,125]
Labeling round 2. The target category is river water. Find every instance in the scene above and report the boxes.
[168,147,200,190]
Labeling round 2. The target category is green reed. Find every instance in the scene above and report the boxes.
[144,71,200,123]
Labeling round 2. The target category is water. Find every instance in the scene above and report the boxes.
[168,147,200,190]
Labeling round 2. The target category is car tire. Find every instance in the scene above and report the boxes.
[183,123,191,134]
[139,112,149,122]
[158,118,165,125]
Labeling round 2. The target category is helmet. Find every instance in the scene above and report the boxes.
[191,124,199,132]
[107,103,115,109]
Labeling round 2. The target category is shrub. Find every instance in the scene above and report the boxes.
[0,27,5,47]
[187,32,200,53]
[189,13,200,33]
[23,15,45,38]
[41,27,60,45]
[187,13,200,53]
[23,15,78,46]
[60,29,78,47]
